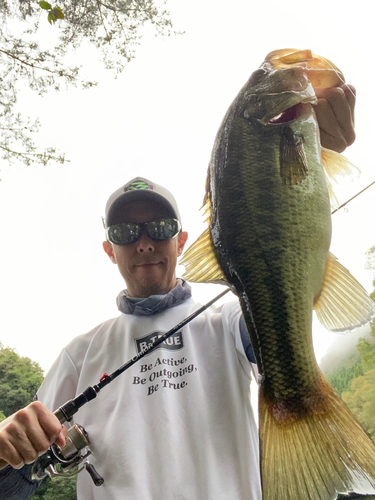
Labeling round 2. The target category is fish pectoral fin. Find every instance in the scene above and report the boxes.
[280,127,308,185]
[314,252,375,332]
[180,227,227,284]
[321,147,360,209]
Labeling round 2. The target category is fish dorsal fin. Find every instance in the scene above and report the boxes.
[314,252,375,332]
[321,147,360,209]
[181,194,226,285]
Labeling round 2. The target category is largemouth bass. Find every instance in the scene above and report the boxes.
[182,49,375,500]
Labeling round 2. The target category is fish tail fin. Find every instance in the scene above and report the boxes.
[259,382,375,500]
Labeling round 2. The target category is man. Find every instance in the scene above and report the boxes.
[0,85,356,499]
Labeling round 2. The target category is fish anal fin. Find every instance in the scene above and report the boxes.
[259,381,375,500]
[280,128,308,185]
[314,252,375,332]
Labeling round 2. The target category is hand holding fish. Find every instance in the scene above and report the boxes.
[265,48,357,153]
[315,84,356,153]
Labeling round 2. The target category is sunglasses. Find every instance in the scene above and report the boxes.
[106,218,181,246]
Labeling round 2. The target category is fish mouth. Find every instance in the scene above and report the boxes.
[267,102,313,125]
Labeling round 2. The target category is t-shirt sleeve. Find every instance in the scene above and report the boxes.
[36,324,102,411]
[37,348,79,412]
[0,464,39,500]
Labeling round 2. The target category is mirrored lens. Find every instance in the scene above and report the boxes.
[106,219,180,245]
[107,223,140,245]
[146,219,180,240]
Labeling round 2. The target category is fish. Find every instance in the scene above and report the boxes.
[181,48,375,500]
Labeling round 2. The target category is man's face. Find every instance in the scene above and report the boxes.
[103,199,188,298]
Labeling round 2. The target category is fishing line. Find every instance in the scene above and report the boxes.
[331,180,375,215]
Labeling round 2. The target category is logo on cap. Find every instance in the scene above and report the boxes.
[124,178,153,192]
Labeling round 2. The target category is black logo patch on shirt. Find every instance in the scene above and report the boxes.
[135,330,183,354]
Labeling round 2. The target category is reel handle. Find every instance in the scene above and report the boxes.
[85,462,104,486]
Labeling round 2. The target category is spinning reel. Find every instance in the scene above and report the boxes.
[31,421,103,486]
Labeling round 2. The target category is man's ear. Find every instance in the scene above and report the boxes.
[177,231,188,257]
[103,241,117,264]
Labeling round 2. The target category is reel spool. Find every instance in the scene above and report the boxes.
[32,423,104,486]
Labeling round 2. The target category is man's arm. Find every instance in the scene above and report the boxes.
[315,84,356,153]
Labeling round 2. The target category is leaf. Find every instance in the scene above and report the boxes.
[48,10,57,24]
[52,6,64,19]
[39,1,52,9]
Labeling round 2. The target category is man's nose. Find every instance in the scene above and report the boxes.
[136,232,155,253]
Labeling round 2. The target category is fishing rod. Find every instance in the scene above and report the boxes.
[331,180,375,215]
[9,179,374,485]
[25,287,231,485]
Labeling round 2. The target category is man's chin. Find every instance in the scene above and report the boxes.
[136,278,176,298]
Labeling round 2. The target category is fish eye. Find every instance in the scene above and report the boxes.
[248,68,267,87]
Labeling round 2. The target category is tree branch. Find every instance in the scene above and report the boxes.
[0,48,74,79]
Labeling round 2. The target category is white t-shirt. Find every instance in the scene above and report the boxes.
[37,298,261,500]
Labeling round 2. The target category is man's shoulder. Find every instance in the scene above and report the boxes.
[63,316,122,361]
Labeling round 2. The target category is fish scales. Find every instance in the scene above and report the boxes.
[182,49,375,500]
[210,86,330,415]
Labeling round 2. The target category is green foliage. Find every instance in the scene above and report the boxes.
[38,2,65,25]
[0,342,44,416]
[39,2,53,10]
[38,4,65,25]
[342,369,375,443]
[0,342,76,498]
[328,359,364,395]
[335,247,375,444]
[357,332,375,373]
[0,0,180,166]
[31,475,77,500]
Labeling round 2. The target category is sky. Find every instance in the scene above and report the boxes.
[0,0,374,376]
